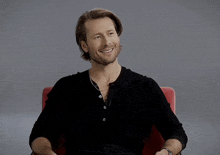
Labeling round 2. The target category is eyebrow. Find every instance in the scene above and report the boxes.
[92,29,115,37]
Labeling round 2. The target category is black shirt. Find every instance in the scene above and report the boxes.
[29,67,187,155]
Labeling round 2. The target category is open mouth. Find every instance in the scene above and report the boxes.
[102,48,113,53]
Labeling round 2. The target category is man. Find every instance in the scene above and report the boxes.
[29,8,187,155]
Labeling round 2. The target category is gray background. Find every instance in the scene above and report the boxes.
[0,0,220,154]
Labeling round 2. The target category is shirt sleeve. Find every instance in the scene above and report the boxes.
[29,77,71,148]
[148,78,188,150]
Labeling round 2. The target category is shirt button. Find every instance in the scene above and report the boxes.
[103,106,107,109]
[103,118,106,122]
[99,95,102,99]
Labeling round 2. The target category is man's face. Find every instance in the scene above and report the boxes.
[81,17,121,66]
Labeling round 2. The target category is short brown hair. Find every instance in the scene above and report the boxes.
[75,8,123,61]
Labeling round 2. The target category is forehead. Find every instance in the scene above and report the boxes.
[85,17,116,35]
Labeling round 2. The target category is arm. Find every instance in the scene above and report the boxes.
[156,139,182,155]
[29,77,72,154]
[148,78,188,154]
[31,137,57,155]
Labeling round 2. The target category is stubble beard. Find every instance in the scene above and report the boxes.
[89,45,121,66]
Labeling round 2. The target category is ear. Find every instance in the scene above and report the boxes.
[81,41,89,53]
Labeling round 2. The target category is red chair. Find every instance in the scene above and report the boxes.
[42,87,176,155]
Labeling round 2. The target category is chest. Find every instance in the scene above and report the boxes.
[95,83,110,101]
[99,86,109,101]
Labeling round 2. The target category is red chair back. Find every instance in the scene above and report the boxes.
[42,87,176,155]
[42,87,52,109]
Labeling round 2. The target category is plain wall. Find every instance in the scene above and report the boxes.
[0,0,220,154]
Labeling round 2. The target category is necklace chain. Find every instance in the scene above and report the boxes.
[88,70,100,91]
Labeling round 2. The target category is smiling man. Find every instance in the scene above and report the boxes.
[81,17,121,66]
[29,8,187,155]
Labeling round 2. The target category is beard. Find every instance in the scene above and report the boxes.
[88,45,121,66]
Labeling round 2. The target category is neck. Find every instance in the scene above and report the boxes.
[89,59,121,84]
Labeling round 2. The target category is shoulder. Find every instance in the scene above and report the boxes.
[53,70,88,88]
[47,70,88,98]
[122,66,157,86]
[121,67,164,96]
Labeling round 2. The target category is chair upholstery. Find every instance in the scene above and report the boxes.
[42,87,176,155]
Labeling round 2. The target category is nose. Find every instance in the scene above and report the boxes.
[102,36,112,46]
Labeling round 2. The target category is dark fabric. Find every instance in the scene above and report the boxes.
[29,66,187,155]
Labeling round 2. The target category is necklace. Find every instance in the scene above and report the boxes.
[88,70,100,91]
[88,70,109,104]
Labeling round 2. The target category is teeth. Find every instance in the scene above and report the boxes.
[102,49,113,53]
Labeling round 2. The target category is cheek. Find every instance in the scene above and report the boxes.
[88,41,102,50]
[113,36,120,44]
